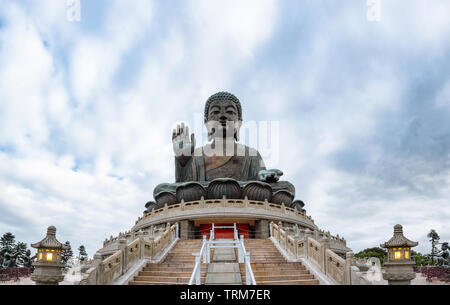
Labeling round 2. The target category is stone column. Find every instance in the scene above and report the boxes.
[119,238,127,275]
[304,229,314,259]
[321,236,330,273]
[179,219,195,239]
[255,219,269,239]
[135,231,144,259]
[92,253,103,285]
[345,252,354,285]
[147,236,155,259]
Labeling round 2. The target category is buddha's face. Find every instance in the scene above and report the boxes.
[206,99,240,140]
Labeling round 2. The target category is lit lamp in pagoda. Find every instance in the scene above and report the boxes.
[380,224,418,285]
[31,226,69,285]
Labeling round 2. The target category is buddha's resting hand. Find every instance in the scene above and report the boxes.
[258,169,283,183]
[172,122,196,165]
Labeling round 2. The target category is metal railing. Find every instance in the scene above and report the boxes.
[188,235,209,285]
[238,235,256,285]
[188,223,256,285]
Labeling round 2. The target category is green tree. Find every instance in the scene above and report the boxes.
[355,247,388,265]
[0,232,16,251]
[427,229,440,265]
[61,241,73,269]
[411,251,431,266]
[13,242,28,267]
[0,232,17,267]
[78,245,88,261]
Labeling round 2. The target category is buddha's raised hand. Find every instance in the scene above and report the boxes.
[172,122,196,159]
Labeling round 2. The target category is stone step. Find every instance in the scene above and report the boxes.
[164,259,197,263]
[129,281,187,285]
[251,270,310,276]
[133,276,203,283]
[142,266,200,273]
[250,258,285,261]
[146,262,195,267]
[256,279,319,285]
[251,266,306,271]
[139,271,206,277]
[241,263,307,271]
[144,264,197,268]
[244,274,316,282]
[251,264,305,268]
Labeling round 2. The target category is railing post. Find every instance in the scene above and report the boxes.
[277,222,282,244]
[176,222,179,238]
[195,254,201,285]
[245,252,251,285]
[269,222,273,237]
[119,238,127,275]
[136,231,144,259]
[304,229,313,259]
[93,253,103,285]
[234,223,237,240]
[202,235,208,263]
[321,236,330,274]
[345,252,354,285]
[211,223,215,240]
[148,236,155,259]
[293,237,298,259]
[238,235,245,263]
[284,230,288,251]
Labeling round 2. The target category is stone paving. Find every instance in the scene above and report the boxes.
[372,273,448,285]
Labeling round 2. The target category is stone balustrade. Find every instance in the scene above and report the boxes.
[270,222,354,285]
[133,197,316,232]
[80,223,179,285]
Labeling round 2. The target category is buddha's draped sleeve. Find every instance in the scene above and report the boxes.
[246,148,267,181]
[175,153,206,183]
[175,157,195,182]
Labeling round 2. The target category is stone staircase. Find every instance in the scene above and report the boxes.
[129,239,207,285]
[240,239,319,285]
[129,238,319,285]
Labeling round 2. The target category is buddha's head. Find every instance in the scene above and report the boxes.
[204,92,242,141]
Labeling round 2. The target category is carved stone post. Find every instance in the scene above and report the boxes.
[304,229,313,259]
[147,236,155,259]
[93,253,103,285]
[277,222,283,244]
[293,236,298,259]
[119,238,127,275]
[321,236,330,273]
[150,225,154,237]
[135,231,144,259]
[294,224,299,238]
[284,229,288,251]
[314,229,319,241]
[345,252,354,285]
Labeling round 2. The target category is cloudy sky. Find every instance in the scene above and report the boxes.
[0,0,449,256]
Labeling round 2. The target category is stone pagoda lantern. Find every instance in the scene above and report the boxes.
[31,226,69,285]
[380,224,418,285]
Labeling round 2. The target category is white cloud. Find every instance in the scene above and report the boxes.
[0,0,449,257]
[436,81,450,112]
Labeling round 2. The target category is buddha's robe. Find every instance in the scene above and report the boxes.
[153,143,295,198]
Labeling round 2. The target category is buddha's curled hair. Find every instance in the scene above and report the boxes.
[204,92,243,123]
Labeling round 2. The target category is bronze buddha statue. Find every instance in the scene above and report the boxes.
[149,92,296,210]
